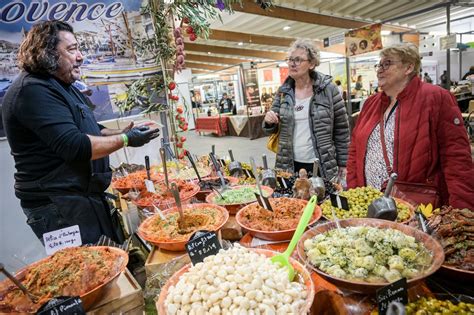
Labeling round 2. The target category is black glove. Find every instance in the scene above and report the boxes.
[125,127,160,147]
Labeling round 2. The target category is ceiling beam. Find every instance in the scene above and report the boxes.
[185,43,287,60]
[208,29,300,47]
[186,53,251,65]
[186,62,227,71]
[234,0,367,29]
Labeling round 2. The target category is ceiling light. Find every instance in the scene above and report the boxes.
[238,42,243,46]
[207,52,211,55]
[283,26,291,31]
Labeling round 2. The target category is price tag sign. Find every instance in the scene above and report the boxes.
[145,179,156,193]
[254,192,273,211]
[43,225,82,255]
[186,230,222,265]
[37,296,85,315]
[277,176,288,189]
[330,193,349,211]
[376,278,408,315]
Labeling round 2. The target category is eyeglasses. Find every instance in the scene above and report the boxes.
[285,57,309,66]
[374,60,403,71]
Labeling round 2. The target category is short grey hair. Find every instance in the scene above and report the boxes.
[288,38,320,67]
[380,43,421,77]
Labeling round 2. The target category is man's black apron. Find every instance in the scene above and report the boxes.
[15,78,121,244]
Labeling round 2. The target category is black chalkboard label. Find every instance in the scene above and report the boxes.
[37,296,85,315]
[254,192,273,211]
[186,230,222,265]
[376,278,408,315]
[330,193,349,210]
[243,169,255,179]
[277,176,288,189]
[219,159,227,167]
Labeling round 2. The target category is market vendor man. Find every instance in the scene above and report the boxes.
[2,21,160,245]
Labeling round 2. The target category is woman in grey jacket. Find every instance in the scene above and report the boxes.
[263,39,350,180]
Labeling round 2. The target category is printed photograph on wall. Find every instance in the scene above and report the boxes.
[345,23,383,57]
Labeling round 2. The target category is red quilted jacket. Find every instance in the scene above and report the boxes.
[347,76,474,210]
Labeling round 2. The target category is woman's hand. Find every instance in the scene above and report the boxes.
[264,110,279,125]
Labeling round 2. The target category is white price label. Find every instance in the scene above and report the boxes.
[43,225,82,255]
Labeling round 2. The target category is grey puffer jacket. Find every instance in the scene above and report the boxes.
[262,70,350,179]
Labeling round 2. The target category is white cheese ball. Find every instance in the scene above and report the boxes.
[164,244,308,314]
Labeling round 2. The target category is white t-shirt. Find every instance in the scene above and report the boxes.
[293,96,316,163]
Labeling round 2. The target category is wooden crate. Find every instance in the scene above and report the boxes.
[88,269,144,314]
[145,246,188,277]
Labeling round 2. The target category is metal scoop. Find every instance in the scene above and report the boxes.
[309,159,326,200]
[227,149,243,177]
[209,152,228,193]
[0,263,39,303]
[261,154,277,189]
[368,173,398,221]
[170,182,191,234]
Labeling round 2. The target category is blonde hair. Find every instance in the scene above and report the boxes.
[288,38,320,67]
[380,43,421,77]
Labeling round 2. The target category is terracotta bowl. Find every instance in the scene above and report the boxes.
[437,264,474,282]
[235,198,322,241]
[193,176,240,201]
[297,218,445,294]
[132,181,200,210]
[111,170,164,194]
[0,246,128,313]
[137,203,229,251]
[156,247,315,314]
[205,185,274,215]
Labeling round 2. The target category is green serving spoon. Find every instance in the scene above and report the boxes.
[270,195,317,281]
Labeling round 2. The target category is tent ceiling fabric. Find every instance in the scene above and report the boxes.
[185,0,473,73]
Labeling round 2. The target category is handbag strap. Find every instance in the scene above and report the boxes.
[379,102,398,175]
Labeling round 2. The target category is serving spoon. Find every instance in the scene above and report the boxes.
[270,195,317,281]
[0,263,39,303]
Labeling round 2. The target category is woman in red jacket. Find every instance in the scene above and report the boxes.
[347,43,473,210]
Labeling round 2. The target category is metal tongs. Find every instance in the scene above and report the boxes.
[368,173,398,221]
[309,159,326,200]
[260,154,277,189]
[227,149,243,177]
[0,263,39,303]
[250,157,273,211]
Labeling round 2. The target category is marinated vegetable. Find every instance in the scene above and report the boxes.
[320,186,412,222]
[138,205,226,243]
[0,247,125,313]
[164,244,308,314]
[239,198,315,231]
[304,226,433,283]
[405,297,474,315]
[212,186,270,205]
[133,180,199,208]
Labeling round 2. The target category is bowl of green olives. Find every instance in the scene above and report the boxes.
[320,186,414,223]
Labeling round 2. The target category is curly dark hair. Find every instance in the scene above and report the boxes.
[17,20,74,76]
